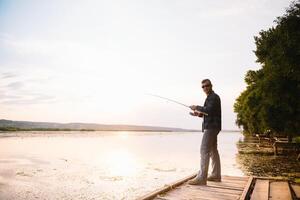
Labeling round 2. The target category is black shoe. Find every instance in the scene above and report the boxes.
[207,176,221,182]
[187,178,207,185]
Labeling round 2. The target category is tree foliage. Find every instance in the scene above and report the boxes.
[234,1,300,139]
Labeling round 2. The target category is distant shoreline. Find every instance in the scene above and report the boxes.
[0,119,240,133]
[0,127,240,132]
[0,127,175,132]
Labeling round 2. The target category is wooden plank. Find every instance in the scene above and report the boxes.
[240,176,254,200]
[205,183,244,191]
[291,184,300,199]
[207,182,245,190]
[222,175,249,181]
[186,185,243,195]
[181,185,242,196]
[208,178,247,188]
[136,173,197,200]
[156,180,245,199]
[155,196,171,200]
[269,181,292,200]
[218,178,248,185]
[139,175,251,200]
[221,176,249,182]
[160,187,240,200]
[250,179,269,200]
[252,176,289,181]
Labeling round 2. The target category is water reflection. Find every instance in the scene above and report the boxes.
[116,131,130,139]
[0,131,244,199]
[104,149,138,177]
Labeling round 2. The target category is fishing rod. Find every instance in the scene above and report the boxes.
[147,93,208,116]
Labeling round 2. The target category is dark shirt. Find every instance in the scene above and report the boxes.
[196,91,222,131]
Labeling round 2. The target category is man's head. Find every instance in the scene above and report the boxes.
[201,79,213,95]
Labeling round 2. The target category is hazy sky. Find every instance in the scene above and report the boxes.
[0,0,292,130]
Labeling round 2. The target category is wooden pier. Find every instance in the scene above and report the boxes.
[137,173,300,200]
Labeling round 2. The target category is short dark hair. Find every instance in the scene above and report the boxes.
[201,79,212,85]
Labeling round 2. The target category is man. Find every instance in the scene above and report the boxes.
[188,79,222,185]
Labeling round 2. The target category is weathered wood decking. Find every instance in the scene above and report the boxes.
[137,174,300,200]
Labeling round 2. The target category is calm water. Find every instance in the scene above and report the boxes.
[0,131,244,200]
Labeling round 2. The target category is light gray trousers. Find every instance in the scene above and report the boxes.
[196,129,221,181]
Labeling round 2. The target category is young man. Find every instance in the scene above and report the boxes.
[188,79,222,185]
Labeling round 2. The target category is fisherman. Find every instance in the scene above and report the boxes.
[188,79,222,185]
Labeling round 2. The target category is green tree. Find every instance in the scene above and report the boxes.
[234,1,300,141]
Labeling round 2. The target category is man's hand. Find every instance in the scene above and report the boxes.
[195,111,204,118]
[189,105,197,111]
[189,112,197,116]
[190,111,204,117]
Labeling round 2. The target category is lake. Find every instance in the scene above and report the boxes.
[0,131,244,200]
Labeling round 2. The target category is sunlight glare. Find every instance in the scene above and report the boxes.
[104,149,138,177]
[117,131,129,139]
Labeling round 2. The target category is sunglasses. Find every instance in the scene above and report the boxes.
[202,84,211,88]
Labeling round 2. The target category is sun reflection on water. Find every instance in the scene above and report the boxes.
[104,149,139,177]
[116,131,129,139]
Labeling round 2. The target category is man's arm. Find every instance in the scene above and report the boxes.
[189,105,208,116]
[195,95,219,116]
